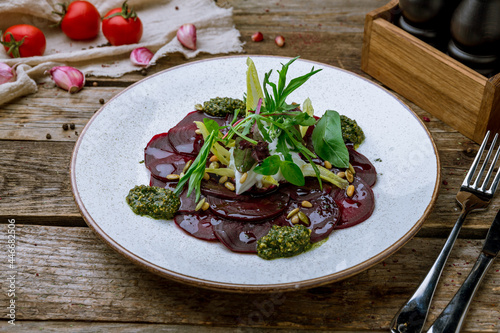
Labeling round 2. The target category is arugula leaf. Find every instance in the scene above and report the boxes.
[311,110,349,168]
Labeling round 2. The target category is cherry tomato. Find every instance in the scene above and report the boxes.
[102,1,143,46]
[1,24,46,58]
[55,1,101,40]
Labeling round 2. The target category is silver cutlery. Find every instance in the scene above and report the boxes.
[427,208,500,333]
[391,131,500,333]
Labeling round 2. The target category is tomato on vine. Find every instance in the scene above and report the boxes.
[53,1,101,40]
[1,24,46,58]
[102,1,143,46]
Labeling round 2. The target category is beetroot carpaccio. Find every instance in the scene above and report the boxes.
[132,57,377,260]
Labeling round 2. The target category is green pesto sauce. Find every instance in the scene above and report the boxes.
[126,185,180,220]
[203,97,245,117]
[257,225,312,260]
[340,115,365,148]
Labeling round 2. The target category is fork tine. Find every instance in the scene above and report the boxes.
[463,131,490,187]
[480,133,500,192]
[473,132,499,189]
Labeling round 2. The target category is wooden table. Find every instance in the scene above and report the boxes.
[1,0,499,331]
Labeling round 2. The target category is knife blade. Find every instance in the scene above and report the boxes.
[427,209,500,333]
[482,208,500,256]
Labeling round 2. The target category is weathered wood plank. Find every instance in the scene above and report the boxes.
[1,225,498,331]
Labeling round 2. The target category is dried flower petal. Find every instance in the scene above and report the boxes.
[48,66,85,94]
[177,23,197,50]
[0,63,14,85]
[130,47,153,66]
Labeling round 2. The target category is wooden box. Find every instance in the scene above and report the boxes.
[361,0,500,143]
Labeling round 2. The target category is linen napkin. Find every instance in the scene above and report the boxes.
[0,0,243,105]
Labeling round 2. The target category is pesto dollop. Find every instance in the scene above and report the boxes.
[203,97,245,117]
[126,185,180,220]
[257,225,312,260]
[340,115,365,148]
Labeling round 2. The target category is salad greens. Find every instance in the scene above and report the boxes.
[175,56,350,202]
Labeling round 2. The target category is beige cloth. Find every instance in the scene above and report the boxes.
[0,0,243,105]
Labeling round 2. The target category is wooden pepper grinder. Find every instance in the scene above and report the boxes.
[398,0,457,50]
[447,0,500,77]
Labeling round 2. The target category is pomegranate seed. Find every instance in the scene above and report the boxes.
[251,32,263,42]
[422,116,430,122]
[275,35,285,47]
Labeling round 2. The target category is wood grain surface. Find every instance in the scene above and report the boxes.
[1,0,499,331]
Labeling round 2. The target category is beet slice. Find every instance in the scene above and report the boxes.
[281,178,333,201]
[174,212,218,241]
[201,179,241,199]
[168,124,203,156]
[348,147,377,187]
[332,176,375,229]
[212,215,290,253]
[207,191,290,222]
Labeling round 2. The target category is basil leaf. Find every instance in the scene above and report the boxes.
[311,110,349,168]
[276,134,291,161]
[254,155,281,175]
[203,118,220,134]
[280,161,305,186]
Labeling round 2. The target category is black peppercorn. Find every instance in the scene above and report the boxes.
[70,123,75,130]
[62,123,69,131]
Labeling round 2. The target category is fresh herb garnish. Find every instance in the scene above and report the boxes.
[312,110,349,168]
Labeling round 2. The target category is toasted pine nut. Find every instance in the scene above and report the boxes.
[349,163,356,175]
[209,155,219,162]
[287,207,300,219]
[337,171,346,178]
[219,175,228,184]
[324,160,332,169]
[209,161,219,169]
[301,200,313,208]
[166,174,180,180]
[182,160,193,173]
[195,129,202,135]
[179,172,185,178]
[202,202,210,211]
[240,172,248,183]
[298,211,310,225]
[195,103,203,111]
[347,185,355,197]
[203,172,210,180]
[224,181,235,191]
[291,215,300,224]
[346,169,354,183]
[195,198,206,211]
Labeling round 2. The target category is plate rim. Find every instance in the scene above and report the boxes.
[70,54,441,293]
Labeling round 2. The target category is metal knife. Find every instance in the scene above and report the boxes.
[427,209,500,333]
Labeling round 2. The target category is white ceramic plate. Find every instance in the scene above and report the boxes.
[71,56,440,292]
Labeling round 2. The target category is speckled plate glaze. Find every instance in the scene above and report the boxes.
[71,55,440,292]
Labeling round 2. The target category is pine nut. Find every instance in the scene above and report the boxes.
[291,215,300,224]
[195,198,206,211]
[166,174,180,180]
[209,155,218,162]
[337,171,345,178]
[347,185,355,197]
[287,207,300,219]
[195,129,202,135]
[195,103,203,111]
[324,160,332,169]
[224,181,235,191]
[202,202,210,211]
[346,169,354,183]
[240,172,248,183]
[349,163,356,175]
[219,175,228,184]
[297,211,309,225]
[182,160,193,173]
[301,200,313,208]
[209,161,219,169]
[203,172,210,180]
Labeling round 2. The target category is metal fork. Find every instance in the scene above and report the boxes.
[390,131,500,333]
